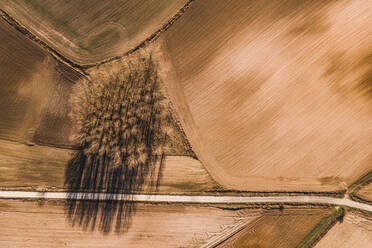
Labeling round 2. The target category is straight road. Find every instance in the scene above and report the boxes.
[0,191,371,212]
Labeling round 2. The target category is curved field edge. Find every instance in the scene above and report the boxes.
[156,44,362,193]
[154,0,372,192]
[2,1,370,194]
[0,8,87,75]
[0,0,196,68]
[0,138,348,197]
[0,14,347,196]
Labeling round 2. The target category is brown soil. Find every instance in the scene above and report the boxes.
[0,140,218,193]
[0,199,261,247]
[158,0,372,191]
[0,17,82,147]
[315,213,372,248]
[0,0,188,64]
[216,208,331,248]
[356,183,372,203]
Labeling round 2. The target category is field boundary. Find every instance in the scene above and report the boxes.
[348,171,372,191]
[0,0,196,69]
[0,137,79,151]
[350,193,372,206]
[348,170,372,205]
[203,189,346,198]
[89,0,196,68]
[201,215,265,248]
[0,186,346,198]
[296,207,345,248]
[0,8,87,76]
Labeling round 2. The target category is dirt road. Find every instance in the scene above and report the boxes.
[0,191,371,212]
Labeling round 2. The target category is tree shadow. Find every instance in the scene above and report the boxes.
[64,53,166,234]
[64,149,162,233]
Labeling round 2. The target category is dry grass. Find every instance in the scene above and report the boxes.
[0,0,188,64]
[66,50,195,193]
[0,16,202,197]
[158,0,372,191]
[314,213,372,248]
[65,51,199,232]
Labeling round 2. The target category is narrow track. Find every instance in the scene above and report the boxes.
[0,191,371,212]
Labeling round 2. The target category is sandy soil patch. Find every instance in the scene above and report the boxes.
[159,0,372,191]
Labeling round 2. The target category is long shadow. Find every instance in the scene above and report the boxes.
[64,53,165,233]
[64,150,159,233]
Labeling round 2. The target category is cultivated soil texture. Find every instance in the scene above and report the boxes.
[0,199,262,248]
[157,0,372,191]
[0,140,71,190]
[1,1,372,247]
[216,208,331,248]
[314,213,372,248]
[0,17,81,147]
[0,140,218,194]
[0,11,211,195]
[355,183,372,203]
[0,0,188,64]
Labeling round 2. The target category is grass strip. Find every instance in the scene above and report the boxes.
[350,192,372,205]
[205,189,346,198]
[348,171,372,205]
[349,171,372,191]
[297,207,345,248]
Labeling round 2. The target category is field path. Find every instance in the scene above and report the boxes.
[0,191,371,212]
